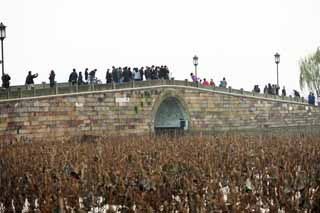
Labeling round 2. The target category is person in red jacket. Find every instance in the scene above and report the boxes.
[202,78,209,86]
[210,79,215,86]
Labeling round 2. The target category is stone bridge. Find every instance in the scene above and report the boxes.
[0,80,319,142]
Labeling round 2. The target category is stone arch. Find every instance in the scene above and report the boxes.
[151,90,190,133]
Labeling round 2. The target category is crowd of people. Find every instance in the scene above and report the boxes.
[1,68,320,106]
[254,83,305,100]
[189,73,320,106]
[0,65,171,89]
[65,65,171,87]
[190,73,228,88]
[107,65,170,83]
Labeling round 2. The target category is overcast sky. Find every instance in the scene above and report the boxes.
[1,0,320,95]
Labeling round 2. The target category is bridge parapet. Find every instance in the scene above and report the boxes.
[0,79,306,104]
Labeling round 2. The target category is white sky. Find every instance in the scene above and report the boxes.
[1,0,320,96]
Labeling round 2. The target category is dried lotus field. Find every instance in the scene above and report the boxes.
[0,133,320,212]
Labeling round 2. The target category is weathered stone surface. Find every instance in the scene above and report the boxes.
[0,86,319,142]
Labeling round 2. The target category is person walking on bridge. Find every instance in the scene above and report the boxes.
[106,69,112,83]
[219,77,227,88]
[210,79,215,87]
[49,70,55,88]
[89,69,97,84]
[84,68,89,82]
[25,71,38,89]
[69,69,78,85]
[78,72,84,85]
[1,73,10,89]
[190,73,198,83]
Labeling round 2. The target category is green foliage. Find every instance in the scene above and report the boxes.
[299,48,320,96]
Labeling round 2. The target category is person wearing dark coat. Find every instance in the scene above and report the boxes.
[308,92,315,105]
[25,71,38,89]
[112,66,117,83]
[164,65,170,80]
[253,85,260,93]
[84,68,89,82]
[275,85,280,95]
[281,86,286,96]
[145,67,151,80]
[106,69,112,83]
[139,67,144,81]
[89,69,97,84]
[78,72,84,85]
[69,69,78,85]
[128,67,132,81]
[122,67,130,82]
[267,83,272,95]
[49,70,55,88]
[263,85,268,94]
[1,73,11,89]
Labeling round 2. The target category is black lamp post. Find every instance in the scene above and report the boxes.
[274,52,280,87]
[0,23,6,78]
[193,55,198,86]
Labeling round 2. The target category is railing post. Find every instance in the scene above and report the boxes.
[228,86,232,93]
[69,82,73,93]
[18,88,22,98]
[32,87,36,97]
[6,88,10,99]
[55,84,59,95]
[112,82,116,89]
[132,80,135,88]
[185,79,188,86]
[240,88,244,95]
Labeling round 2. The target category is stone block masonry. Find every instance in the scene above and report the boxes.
[0,85,319,143]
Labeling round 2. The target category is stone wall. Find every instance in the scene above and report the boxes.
[0,85,319,143]
[183,89,320,132]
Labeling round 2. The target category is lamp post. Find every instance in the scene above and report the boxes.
[193,55,198,86]
[274,52,280,87]
[0,23,6,77]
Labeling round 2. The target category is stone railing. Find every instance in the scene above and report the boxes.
[0,79,306,104]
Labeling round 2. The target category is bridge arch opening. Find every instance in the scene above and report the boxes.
[154,96,189,134]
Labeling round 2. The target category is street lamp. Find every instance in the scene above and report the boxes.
[193,55,198,86]
[0,22,6,77]
[274,52,280,87]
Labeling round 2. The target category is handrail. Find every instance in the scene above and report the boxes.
[0,79,306,104]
